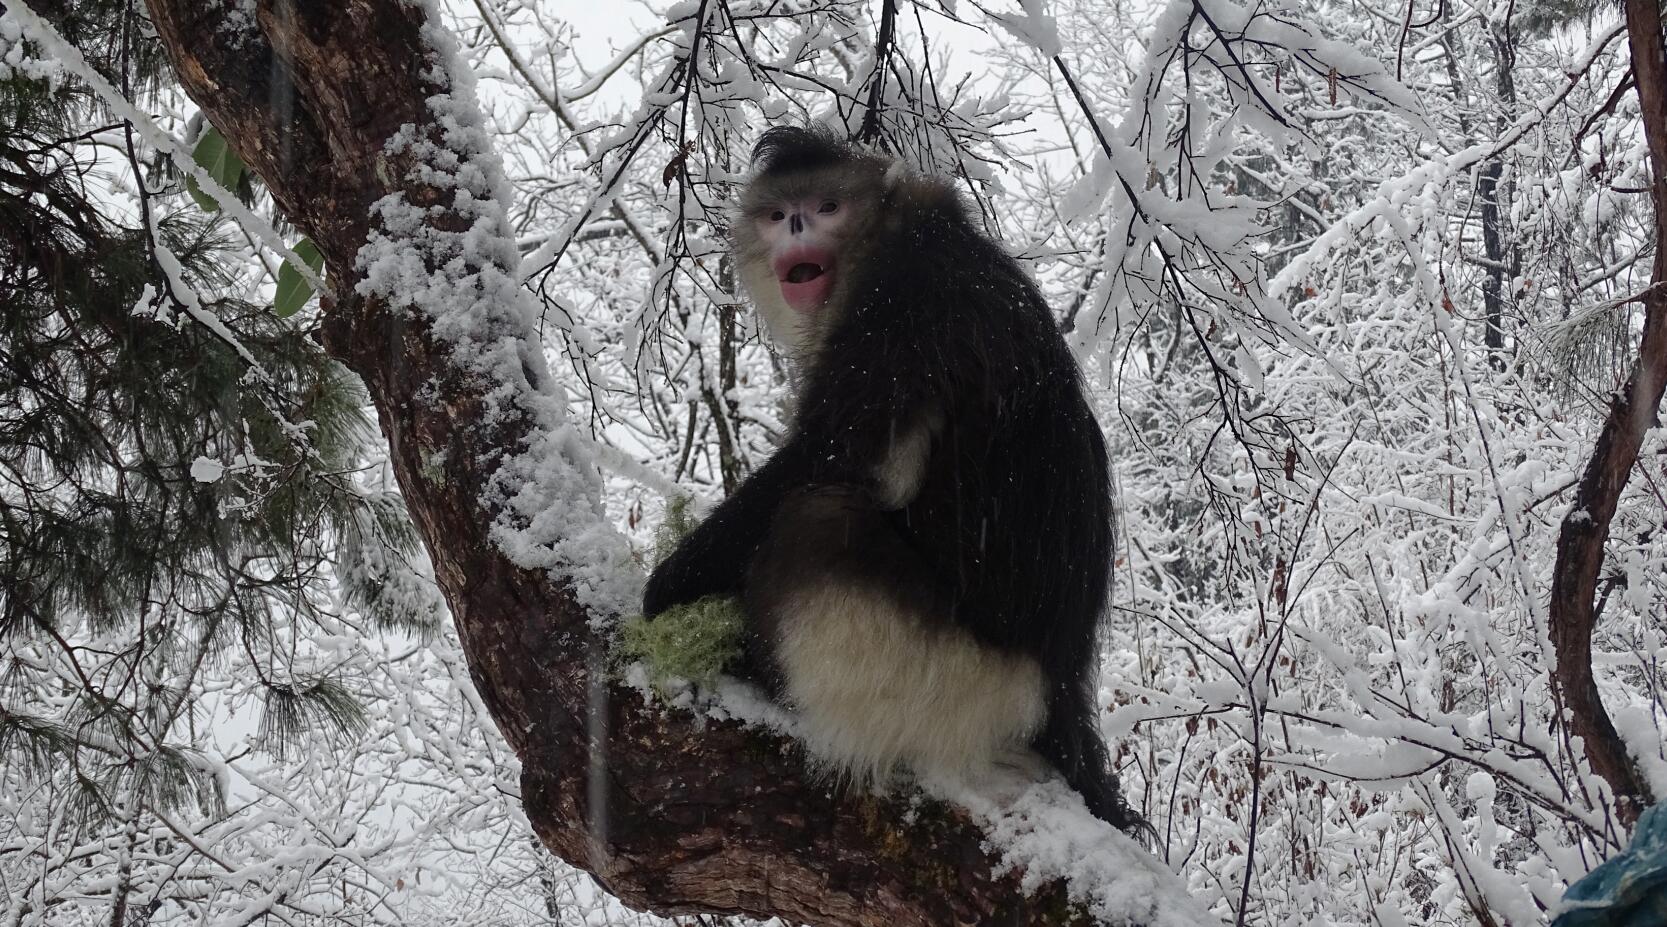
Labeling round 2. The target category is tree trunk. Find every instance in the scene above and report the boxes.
[1546,0,1667,829]
[1478,23,1518,371]
[134,2,1171,924]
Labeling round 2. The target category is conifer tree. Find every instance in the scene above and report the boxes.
[0,0,440,824]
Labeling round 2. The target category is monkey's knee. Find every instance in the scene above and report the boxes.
[747,484,945,638]
[759,484,877,555]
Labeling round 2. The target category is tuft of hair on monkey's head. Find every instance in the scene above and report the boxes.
[741,125,892,210]
[750,125,869,174]
[745,125,956,219]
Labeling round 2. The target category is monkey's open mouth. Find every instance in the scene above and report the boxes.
[784,262,826,284]
[772,247,836,313]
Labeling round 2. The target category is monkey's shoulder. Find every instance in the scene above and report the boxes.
[883,169,958,207]
[875,181,1032,294]
[877,172,973,235]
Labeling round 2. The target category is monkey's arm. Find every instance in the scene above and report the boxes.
[642,442,811,616]
[643,348,933,617]
[793,279,1040,481]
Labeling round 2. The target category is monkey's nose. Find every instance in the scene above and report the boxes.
[789,213,804,235]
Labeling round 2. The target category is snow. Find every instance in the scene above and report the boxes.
[190,457,226,483]
[0,8,61,83]
[1268,21,1628,304]
[951,773,1220,926]
[3,2,327,297]
[991,0,1065,59]
[352,0,641,620]
[13,0,1667,923]
[621,665,1215,923]
[218,0,259,45]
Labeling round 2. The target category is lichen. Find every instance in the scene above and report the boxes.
[616,595,746,690]
[615,495,748,688]
[857,794,960,896]
[418,448,448,485]
[651,494,698,566]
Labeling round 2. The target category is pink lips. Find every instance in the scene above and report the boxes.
[772,246,835,313]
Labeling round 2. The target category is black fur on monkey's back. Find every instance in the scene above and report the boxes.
[644,127,1135,831]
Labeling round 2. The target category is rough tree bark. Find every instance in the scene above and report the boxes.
[1547,0,1667,830]
[134,2,1168,925]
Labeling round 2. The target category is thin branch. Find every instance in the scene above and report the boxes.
[856,0,898,144]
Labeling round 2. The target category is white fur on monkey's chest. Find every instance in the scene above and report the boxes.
[774,582,1047,786]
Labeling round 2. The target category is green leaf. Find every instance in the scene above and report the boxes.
[274,238,325,318]
[184,126,246,212]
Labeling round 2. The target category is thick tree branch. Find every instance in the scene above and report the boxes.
[135,1,1176,924]
[1546,0,1667,827]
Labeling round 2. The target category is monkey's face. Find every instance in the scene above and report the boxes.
[734,162,885,357]
[751,191,848,313]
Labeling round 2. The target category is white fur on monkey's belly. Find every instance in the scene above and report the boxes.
[774,581,1046,787]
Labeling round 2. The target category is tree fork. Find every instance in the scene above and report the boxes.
[1547,0,1667,829]
[133,1,1156,923]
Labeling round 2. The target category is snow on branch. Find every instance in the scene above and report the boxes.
[1269,21,1629,304]
[351,0,639,618]
[1059,0,1430,362]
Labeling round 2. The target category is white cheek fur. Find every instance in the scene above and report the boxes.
[739,259,813,358]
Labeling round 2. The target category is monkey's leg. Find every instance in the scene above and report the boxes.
[745,485,1047,788]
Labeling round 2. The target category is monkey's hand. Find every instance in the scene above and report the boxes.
[642,442,813,618]
[642,544,709,618]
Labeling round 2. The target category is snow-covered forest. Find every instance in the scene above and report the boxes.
[3,0,1664,925]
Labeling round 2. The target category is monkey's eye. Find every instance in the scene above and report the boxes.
[818,201,839,214]
[770,209,786,222]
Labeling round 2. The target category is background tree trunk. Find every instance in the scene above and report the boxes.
[136,1,1166,924]
[1545,0,1667,828]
